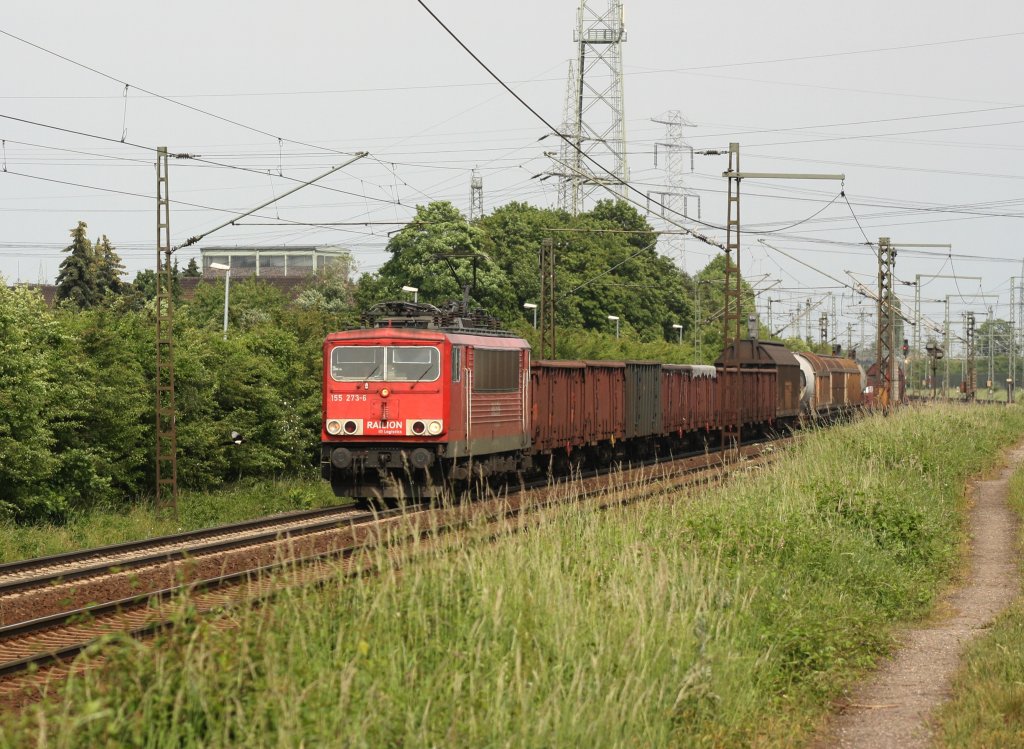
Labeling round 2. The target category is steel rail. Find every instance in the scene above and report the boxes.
[0,505,381,596]
[0,504,364,578]
[0,439,783,681]
[0,543,367,678]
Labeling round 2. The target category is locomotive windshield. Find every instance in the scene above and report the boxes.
[388,346,440,382]
[331,346,384,381]
[330,345,439,382]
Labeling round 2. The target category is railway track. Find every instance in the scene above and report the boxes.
[0,504,371,596]
[0,438,784,706]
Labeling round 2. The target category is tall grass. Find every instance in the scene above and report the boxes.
[935,463,1024,747]
[5,405,1024,748]
[0,477,339,564]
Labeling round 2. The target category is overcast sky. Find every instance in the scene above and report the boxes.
[2,0,1023,351]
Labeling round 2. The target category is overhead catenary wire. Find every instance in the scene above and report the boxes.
[413,0,726,251]
[757,191,844,234]
[0,27,358,160]
[172,153,368,250]
[4,29,1020,100]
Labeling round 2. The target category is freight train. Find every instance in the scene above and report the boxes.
[320,301,866,500]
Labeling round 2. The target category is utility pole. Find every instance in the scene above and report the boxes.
[152,150,367,513]
[553,0,628,214]
[1018,270,1024,392]
[819,314,828,346]
[719,142,843,445]
[539,237,556,359]
[905,256,955,392]
[830,291,837,347]
[468,168,483,221]
[875,237,897,408]
[650,110,696,272]
[804,298,812,343]
[965,311,977,401]
[1011,277,1017,401]
[943,293,997,398]
[154,147,177,514]
[694,280,705,359]
[874,242,952,406]
[988,306,995,397]
[944,298,951,398]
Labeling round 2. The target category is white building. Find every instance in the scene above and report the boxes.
[200,245,351,279]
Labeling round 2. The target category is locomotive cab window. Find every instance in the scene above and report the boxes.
[473,349,520,392]
[331,346,384,381]
[387,346,440,382]
[451,346,462,382]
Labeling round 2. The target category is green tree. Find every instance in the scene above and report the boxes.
[185,276,288,333]
[55,221,98,309]
[48,305,150,508]
[0,283,66,520]
[477,200,690,342]
[93,234,125,297]
[356,201,517,321]
[182,257,202,278]
[693,254,761,359]
[125,264,182,309]
[295,261,358,320]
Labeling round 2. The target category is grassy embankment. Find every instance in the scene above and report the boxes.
[936,463,1024,746]
[0,478,339,564]
[5,405,1024,747]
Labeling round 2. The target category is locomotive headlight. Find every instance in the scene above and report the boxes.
[427,420,443,435]
[380,388,390,398]
[329,419,362,436]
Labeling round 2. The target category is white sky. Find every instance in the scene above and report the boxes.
[2,0,1023,351]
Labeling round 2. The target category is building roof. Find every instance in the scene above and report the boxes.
[201,245,349,254]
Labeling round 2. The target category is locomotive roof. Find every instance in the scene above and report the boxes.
[324,326,530,349]
[359,300,516,337]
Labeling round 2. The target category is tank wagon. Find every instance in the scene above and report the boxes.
[793,352,866,417]
[321,302,866,500]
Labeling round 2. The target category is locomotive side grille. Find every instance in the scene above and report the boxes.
[470,391,522,427]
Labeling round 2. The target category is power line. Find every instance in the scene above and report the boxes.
[758,191,844,234]
[0,27,357,159]
[750,118,1024,149]
[413,0,725,250]
[683,104,1024,142]
[0,168,386,241]
[4,29,1017,100]
[635,30,1024,75]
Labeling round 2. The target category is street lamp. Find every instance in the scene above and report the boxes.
[401,285,419,303]
[608,315,620,339]
[672,323,684,344]
[523,302,538,328]
[209,262,231,340]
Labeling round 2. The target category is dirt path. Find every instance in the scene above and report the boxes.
[811,443,1024,749]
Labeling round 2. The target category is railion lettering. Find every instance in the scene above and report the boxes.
[367,420,403,430]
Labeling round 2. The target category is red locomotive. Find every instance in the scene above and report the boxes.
[321,301,865,500]
[322,302,532,499]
